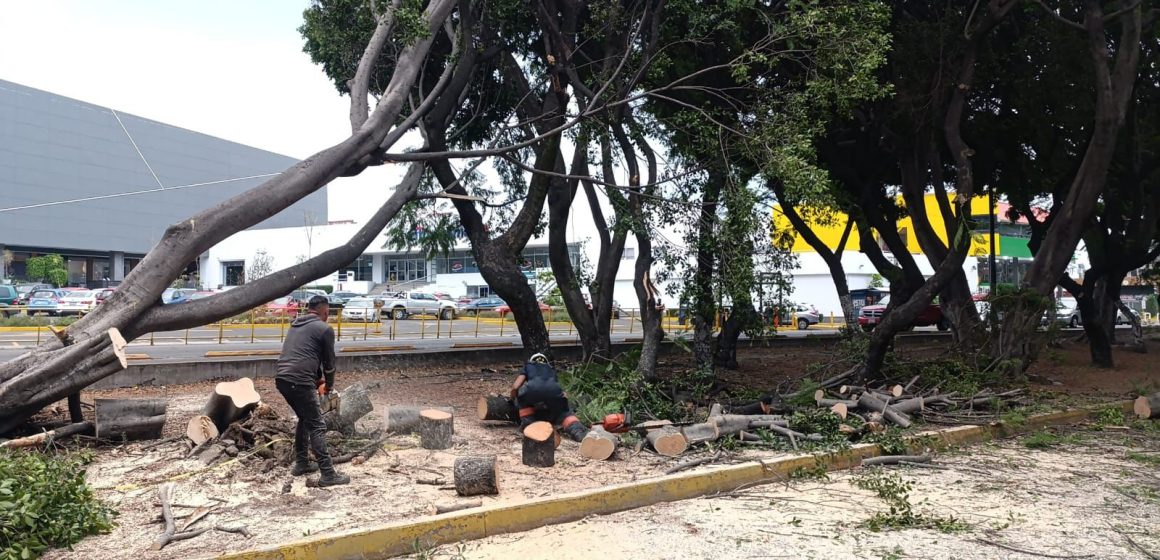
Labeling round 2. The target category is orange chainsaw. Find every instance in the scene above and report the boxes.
[318,381,341,414]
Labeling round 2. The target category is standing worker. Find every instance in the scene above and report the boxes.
[275,295,350,486]
[510,353,589,441]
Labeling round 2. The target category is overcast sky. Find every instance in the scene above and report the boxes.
[0,0,400,223]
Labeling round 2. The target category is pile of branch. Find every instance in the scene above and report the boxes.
[811,381,1026,427]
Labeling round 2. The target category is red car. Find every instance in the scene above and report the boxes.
[496,301,551,317]
[858,295,948,331]
[265,296,303,317]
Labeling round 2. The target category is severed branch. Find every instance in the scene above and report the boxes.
[0,421,93,449]
[215,524,254,539]
[153,483,211,550]
[974,537,1094,559]
[862,455,931,467]
[665,451,725,475]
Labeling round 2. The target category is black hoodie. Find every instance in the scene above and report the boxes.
[275,313,336,387]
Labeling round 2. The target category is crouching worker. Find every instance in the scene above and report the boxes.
[510,353,589,442]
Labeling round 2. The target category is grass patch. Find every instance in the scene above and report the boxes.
[0,315,77,328]
[1022,429,1085,449]
[1126,452,1160,466]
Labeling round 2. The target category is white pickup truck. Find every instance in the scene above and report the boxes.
[380,291,457,320]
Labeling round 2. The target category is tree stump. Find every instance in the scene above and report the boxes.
[1134,393,1160,419]
[476,395,519,422]
[680,422,721,445]
[94,398,167,441]
[646,426,688,456]
[521,421,556,467]
[202,378,261,432]
[382,405,454,433]
[453,455,499,496]
[418,409,454,450]
[185,415,219,445]
[579,426,619,461]
[324,382,374,434]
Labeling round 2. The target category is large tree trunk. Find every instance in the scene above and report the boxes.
[0,1,457,434]
[996,3,1143,370]
[692,172,724,370]
[619,123,665,379]
[548,137,601,358]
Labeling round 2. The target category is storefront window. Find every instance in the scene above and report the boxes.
[223,261,245,286]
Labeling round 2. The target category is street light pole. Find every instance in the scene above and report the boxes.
[988,185,998,290]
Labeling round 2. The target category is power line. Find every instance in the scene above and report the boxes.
[0,173,282,213]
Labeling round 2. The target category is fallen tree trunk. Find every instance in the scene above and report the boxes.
[521,421,556,468]
[202,378,260,432]
[418,409,454,450]
[454,455,499,496]
[646,426,688,456]
[324,382,373,434]
[476,395,518,422]
[579,427,618,461]
[1135,393,1160,420]
[0,421,93,449]
[862,454,929,467]
[680,422,721,445]
[95,398,167,442]
[708,414,788,436]
[857,393,912,428]
[383,405,455,433]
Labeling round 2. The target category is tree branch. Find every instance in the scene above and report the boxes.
[349,0,404,132]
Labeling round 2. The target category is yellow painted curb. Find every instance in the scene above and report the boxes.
[204,350,282,358]
[339,346,416,353]
[450,342,514,349]
[0,326,52,332]
[216,400,1132,560]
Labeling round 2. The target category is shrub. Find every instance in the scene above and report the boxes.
[0,451,115,559]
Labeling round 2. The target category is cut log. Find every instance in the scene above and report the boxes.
[579,426,619,461]
[0,421,93,449]
[1134,393,1160,420]
[476,395,518,422]
[857,393,912,428]
[324,382,374,434]
[185,415,219,445]
[725,400,770,416]
[646,426,688,456]
[889,385,905,398]
[418,409,454,450]
[431,500,482,515]
[817,398,859,409]
[383,405,454,433]
[202,378,261,432]
[830,402,848,420]
[680,422,721,445]
[813,389,828,403]
[521,421,556,468]
[708,414,787,436]
[453,455,499,496]
[708,403,724,417]
[95,398,167,441]
[862,454,929,467]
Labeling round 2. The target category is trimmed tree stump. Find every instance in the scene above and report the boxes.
[418,409,454,450]
[476,395,519,422]
[680,422,721,445]
[185,415,219,445]
[453,455,499,496]
[1135,393,1160,419]
[324,382,374,434]
[646,426,688,456]
[94,398,167,441]
[383,405,454,433]
[521,421,556,468]
[202,378,261,432]
[579,426,619,461]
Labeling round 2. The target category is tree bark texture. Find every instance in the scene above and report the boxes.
[418,409,454,450]
[324,382,374,434]
[453,455,499,496]
[475,396,518,423]
[94,398,167,442]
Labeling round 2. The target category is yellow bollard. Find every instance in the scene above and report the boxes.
[421,314,428,339]
[218,320,224,344]
[150,330,155,346]
[36,325,41,345]
[391,314,397,340]
[830,312,835,327]
[448,313,453,339]
[364,315,369,340]
[436,314,442,339]
[474,312,481,337]
[334,315,340,341]
[500,313,506,338]
[249,309,255,343]
[548,307,554,340]
[184,328,189,345]
[281,312,287,341]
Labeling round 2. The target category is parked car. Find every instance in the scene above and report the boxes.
[56,290,100,315]
[326,294,346,314]
[0,285,19,306]
[290,289,327,301]
[792,304,820,330]
[161,288,197,304]
[858,295,948,332]
[340,297,379,322]
[26,289,69,316]
[265,296,303,317]
[14,283,53,305]
[1047,297,1137,328]
[457,295,475,306]
[463,297,506,315]
[332,291,364,300]
[496,301,551,317]
[381,291,458,320]
[91,287,117,306]
[0,303,12,318]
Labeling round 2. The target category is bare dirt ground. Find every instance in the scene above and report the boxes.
[38,339,1158,560]
[441,426,1160,560]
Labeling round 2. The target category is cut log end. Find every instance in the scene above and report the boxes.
[185,415,219,445]
[646,426,688,457]
[1134,394,1160,420]
[453,455,499,496]
[830,402,848,420]
[579,427,618,461]
[476,395,517,422]
[522,421,556,468]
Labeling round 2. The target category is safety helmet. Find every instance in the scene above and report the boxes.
[529,353,549,364]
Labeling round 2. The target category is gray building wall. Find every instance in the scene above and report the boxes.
[0,79,326,255]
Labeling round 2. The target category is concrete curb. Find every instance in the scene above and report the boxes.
[215,400,1133,560]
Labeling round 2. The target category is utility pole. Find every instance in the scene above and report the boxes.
[988,185,998,290]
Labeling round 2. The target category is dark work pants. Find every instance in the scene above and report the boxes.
[276,379,335,474]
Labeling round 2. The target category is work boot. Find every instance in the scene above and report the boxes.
[317,470,351,487]
[291,461,319,476]
[563,422,589,442]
